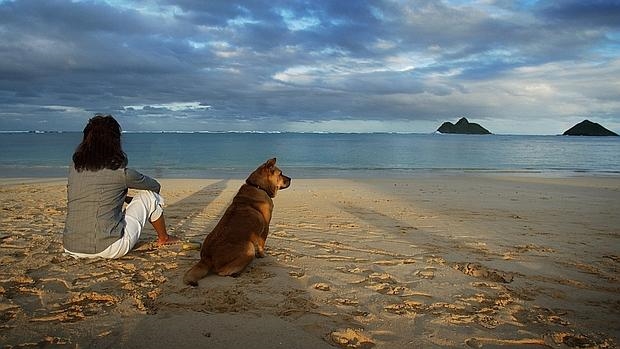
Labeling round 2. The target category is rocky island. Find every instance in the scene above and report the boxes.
[437,117,491,134]
[563,120,618,136]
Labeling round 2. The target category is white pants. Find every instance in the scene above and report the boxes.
[65,190,164,259]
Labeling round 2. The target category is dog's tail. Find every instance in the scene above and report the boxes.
[183,260,210,286]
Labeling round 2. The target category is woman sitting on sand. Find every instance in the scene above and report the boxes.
[63,114,178,258]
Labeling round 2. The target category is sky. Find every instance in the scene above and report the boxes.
[0,0,619,134]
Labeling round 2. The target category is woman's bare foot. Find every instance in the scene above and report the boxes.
[151,215,179,247]
[157,235,180,247]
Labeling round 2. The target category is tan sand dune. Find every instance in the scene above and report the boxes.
[0,175,618,348]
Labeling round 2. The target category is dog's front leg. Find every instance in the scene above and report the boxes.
[255,227,269,258]
[256,247,265,258]
[255,244,265,258]
[252,236,265,258]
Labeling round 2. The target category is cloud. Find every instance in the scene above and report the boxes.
[538,0,620,27]
[124,101,211,112]
[0,0,618,133]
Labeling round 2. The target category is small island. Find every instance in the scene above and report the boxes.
[563,120,618,136]
[437,117,491,135]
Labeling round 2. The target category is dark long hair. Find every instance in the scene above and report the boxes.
[72,115,128,172]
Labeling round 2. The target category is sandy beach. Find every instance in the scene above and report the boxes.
[1,175,619,348]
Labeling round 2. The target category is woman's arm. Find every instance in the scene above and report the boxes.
[124,168,161,193]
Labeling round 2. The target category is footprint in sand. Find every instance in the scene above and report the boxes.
[334,298,359,306]
[0,303,21,323]
[344,269,419,297]
[414,268,436,279]
[330,328,375,349]
[452,262,514,283]
[372,258,417,266]
[313,283,331,291]
[288,270,305,277]
[384,300,424,315]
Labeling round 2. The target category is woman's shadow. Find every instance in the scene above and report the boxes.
[137,179,230,248]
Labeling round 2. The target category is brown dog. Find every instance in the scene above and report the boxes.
[183,158,291,286]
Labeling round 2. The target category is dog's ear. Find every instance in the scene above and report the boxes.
[265,158,276,169]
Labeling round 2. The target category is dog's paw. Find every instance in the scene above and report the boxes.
[184,279,199,287]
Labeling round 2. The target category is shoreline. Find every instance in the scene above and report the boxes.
[2,168,620,182]
[1,175,619,348]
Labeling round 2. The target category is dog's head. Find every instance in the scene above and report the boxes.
[246,158,291,198]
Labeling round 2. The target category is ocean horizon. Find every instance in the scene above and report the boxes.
[1,132,619,179]
[0,129,607,136]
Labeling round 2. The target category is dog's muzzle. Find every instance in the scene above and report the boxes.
[281,175,291,189]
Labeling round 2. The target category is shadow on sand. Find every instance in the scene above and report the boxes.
[136,179,230,247]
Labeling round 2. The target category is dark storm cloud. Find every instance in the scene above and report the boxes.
[0,0,618,133]
[538,0,620,27]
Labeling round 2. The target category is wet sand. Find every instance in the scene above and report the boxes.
[1,175,618,348]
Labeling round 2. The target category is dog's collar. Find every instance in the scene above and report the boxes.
[245,180,268,194]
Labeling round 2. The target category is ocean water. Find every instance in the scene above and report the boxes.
[1,132,619,178]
